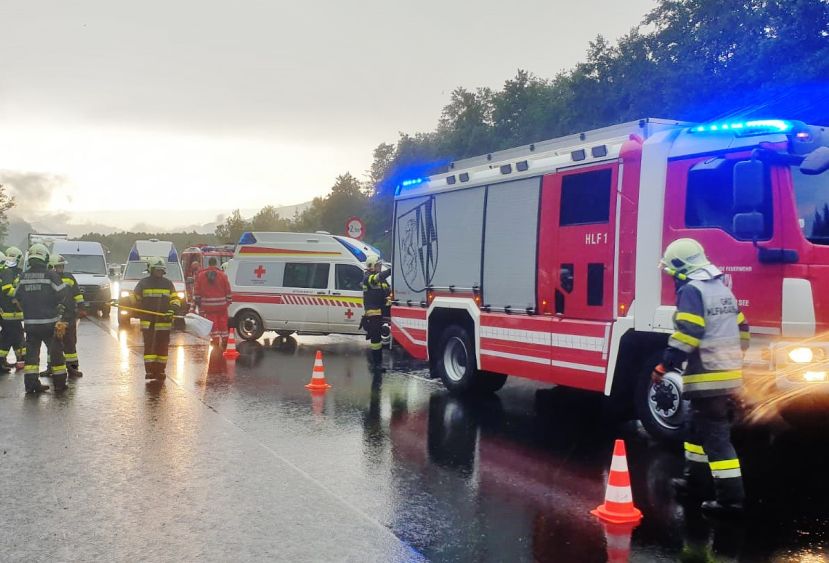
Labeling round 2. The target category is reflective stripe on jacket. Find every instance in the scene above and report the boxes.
[362,269,391,317]
[668,275,748,398]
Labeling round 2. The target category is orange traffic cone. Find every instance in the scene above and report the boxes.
[305,350,332,390]
[223,328,240,360]
[591,439,643,525]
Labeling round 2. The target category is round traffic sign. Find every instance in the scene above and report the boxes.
[345,216,365,240]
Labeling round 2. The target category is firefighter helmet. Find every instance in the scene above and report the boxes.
[49,253,68,268]
[365,256,380,269]
[5,246,22,266]
[660,238,710,276]
[28,243,50,264]
[147,256,167,272]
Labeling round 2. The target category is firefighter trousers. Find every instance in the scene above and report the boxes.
[683,395,745,505]
[364,315,383,366]
[61,318,79,368]
[0,319,26,364]
[142,324,171,376]
[24,323,66,386]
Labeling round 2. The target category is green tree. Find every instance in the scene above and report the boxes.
[215,209,250,243]
[0,184,14,244]
[250,205,293,232]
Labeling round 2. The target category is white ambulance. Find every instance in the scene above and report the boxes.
[227,231,383,341]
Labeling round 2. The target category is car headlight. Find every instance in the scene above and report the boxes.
[177,291,186,299]
[120,290,131,298]
[788,347,814,364]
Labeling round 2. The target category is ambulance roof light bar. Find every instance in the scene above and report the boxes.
[689,119,794,136]
[395,177,426,195]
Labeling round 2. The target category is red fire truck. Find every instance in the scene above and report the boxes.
[181,244,235,310]
[390,118,829,440]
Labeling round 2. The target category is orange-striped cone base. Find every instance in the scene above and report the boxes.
[591,439,643,525]
[305,350,332,390]
[223,328,240,360]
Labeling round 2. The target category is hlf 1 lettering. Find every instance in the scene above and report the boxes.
[585,232,607,245]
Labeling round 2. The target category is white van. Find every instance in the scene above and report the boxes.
[117,240,186,327]
[227,231,383,341]
[51,240,113,317]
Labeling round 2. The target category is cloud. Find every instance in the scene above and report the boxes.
[0,170,68,213]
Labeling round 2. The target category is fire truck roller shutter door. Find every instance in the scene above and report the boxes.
[482,177,541,311]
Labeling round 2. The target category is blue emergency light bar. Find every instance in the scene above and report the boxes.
[689,119,794,135]
[395,177,427,195]
[238,232,257,245]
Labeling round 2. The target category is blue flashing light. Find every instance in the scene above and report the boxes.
[128,248,140,261]
[396,177,426,193]
[168,248,178,262]
[238,232,258,245]
[690,119,793,135]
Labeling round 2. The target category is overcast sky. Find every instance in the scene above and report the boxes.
[0,0,655,230]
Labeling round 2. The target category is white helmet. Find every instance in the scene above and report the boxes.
[660,238,710,277]
[365,255,380,269]
[147,256,167,272]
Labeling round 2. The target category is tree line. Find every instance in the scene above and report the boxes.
[4,0,828,256]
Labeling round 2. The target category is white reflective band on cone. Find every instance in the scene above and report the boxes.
[609,455,628,473]
[604,484,633,503]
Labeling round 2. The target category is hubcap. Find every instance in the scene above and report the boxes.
[443,337,468,382]
[239,315,259,339]
[648,372,685,430]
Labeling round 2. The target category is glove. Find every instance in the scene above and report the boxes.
[358,315,366,330]
[55,321,69,340]
[651,363,667,384]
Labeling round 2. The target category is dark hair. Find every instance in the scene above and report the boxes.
[208,257,218,266]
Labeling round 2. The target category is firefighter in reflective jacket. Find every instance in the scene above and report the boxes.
[14,244,68,393]
[361,256,391,370]
[0,247,27,371]
[49,254,85,378]
[652,238,750,516]
[133,257,181,380]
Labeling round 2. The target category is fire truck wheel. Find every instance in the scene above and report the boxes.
[236,310,265,341]
[635,359,688,443]
[436,325,479,395]
[475,371,508,393]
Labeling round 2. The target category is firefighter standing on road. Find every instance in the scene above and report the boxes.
[194,257,232,347]
[14,244,68,393]
[50,254,85,377]
[133,257,181,380]
[361,256,391,371]
[0,247,27,372]
[651,238,750,516]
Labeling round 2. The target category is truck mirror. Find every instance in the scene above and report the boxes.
[733,160,765,210]
[800,146,829,175]
[733,212,765,240]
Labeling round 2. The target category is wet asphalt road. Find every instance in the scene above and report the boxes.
[1,316,827,562]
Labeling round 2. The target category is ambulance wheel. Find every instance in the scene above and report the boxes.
[236,310,265,341]
[436,325,479,395]
[635,358,688,443]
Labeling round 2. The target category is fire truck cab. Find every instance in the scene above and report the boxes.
[391,118,829,441]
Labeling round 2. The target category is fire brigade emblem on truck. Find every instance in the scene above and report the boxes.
[398,197,438,292]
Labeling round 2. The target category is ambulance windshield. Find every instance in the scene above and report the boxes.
[792,166,829,245]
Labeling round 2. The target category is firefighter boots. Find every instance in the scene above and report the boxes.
[24,373,49,393]
[68,366,83,378]
[52,373,68,391]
